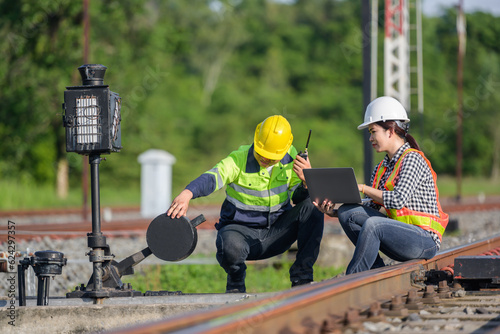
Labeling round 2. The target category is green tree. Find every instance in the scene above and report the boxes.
[0,0,82,194]
[0,1,499,209]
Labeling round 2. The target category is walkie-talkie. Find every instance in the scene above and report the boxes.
[298,129,312,159]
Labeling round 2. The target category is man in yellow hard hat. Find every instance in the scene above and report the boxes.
[167,115,324,293]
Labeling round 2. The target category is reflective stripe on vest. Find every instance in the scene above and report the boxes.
[206,168,224,191]
[372,148,449,240]
[226,193,290,212]
[226,179,292,213]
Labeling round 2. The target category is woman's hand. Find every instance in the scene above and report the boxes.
[293,154,311,184]
[312,199,338,217]
[358,183,383,204]
[166,189,193,219]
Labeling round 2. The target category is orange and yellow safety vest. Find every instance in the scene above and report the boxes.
[372,148,449,241]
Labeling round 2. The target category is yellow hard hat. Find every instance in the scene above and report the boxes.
[254,115,293,160]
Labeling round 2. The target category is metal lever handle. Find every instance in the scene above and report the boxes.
[190,214,206,228]
[114,247,153,276]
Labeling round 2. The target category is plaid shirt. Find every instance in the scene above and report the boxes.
[365,143,441,248]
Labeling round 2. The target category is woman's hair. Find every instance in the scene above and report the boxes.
[376,120,421,151]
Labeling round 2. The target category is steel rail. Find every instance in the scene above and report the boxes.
[108,234,500,334]
[3,200,499,244]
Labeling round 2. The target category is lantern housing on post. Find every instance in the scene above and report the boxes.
[62,64,122,155]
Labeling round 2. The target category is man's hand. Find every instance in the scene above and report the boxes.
[166,189,193,219]
[293,154,311,184]
[312,199,338,217]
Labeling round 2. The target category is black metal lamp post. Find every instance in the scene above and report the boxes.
[63,64,139,299]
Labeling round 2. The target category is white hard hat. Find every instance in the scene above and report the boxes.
[358,96,410,130]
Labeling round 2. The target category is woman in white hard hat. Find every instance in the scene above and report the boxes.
[315,96,449,274]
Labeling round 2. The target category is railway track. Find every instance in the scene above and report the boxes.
[0,196,498,219]
[1,197,500,243]
[2,198,500,333]
[101,235,500,334]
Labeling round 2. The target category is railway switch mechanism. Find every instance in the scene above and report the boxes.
[18,64,208,305]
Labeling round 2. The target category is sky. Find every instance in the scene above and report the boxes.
[422,0,500,16]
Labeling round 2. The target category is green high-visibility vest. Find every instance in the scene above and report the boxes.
[205,145,302,213]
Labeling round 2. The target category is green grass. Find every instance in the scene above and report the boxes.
[436,175,500,198]
[0,179,141,210]
[122,259,345,294]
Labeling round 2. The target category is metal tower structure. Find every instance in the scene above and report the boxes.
[384,0,423,114]
[410,0,424,114]
[362,0,424,183]
[384,0,410,110]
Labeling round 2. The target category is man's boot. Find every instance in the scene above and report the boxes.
[225,273,246,293]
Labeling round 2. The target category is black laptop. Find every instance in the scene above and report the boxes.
[303,167,362,204]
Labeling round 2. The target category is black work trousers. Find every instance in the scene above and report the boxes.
[215,198,324,289]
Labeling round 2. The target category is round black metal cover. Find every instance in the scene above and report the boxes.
[146,214,198,262]
[32,250,66,276]
[34,250,65,261]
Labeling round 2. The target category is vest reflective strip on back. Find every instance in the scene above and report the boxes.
[372,148,449,240]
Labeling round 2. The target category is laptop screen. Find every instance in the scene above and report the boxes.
[303,167,362,204]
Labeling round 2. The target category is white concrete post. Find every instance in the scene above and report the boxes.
[138,149,176,218]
